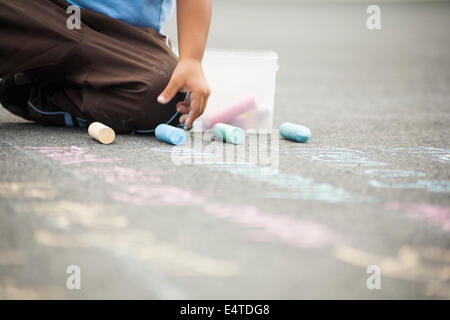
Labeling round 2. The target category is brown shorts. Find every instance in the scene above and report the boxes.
[0,0,185,133]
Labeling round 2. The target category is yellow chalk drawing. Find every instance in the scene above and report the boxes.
[333,245,450,298]
[35,229,239,277]
[31,201,128,229]
[0,182,56,199]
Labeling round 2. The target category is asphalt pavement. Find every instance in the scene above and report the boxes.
[0,1,449,299]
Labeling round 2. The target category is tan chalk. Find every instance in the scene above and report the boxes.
[88,122,115,145]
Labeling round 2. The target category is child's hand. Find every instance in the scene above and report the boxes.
[158,58,210,129]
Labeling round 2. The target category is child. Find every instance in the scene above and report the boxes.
[0,0,211,133]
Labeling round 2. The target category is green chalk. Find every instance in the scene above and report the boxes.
[212,123,246,145]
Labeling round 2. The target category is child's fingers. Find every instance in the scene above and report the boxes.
[176,102,190,114]
[176,101,190,108]
[158,77,182,104]
[201,94,210,116]
[176,105,190,114]
[179,114,189,124]
[186,96,204,129]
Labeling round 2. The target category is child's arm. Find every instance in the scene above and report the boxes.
[158,0,212,129]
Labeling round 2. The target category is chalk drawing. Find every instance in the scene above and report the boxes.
[365,169,450,192]
[152,147,216,160]
[381,146,450,162]
[78,166,162,184]
[152,147,219,166]
[153,145,250,166]
[0,182,56,199]
[287,147,387,167]
[364,169,426,179]
[385,203,450,232]
[407,147,450,162]
[334,245,450,298]
[208,162,364,203]
[151,147,364,203]
[25,146,117,165]
[111,185,204,206]
[34,229,239,277]
[24,146,201,206]
[31,201,128,229]
[203,204,340,248]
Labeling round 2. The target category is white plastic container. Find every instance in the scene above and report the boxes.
[186,49,279,131]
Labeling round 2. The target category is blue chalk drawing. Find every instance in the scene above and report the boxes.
[381,146,450,162]
[365,169,450,193]
[151,147,364,203]
[364,169,426,178]
[407,147,450,162]
[151,147,216,159]
[208,162,365,203]
[368,179,450,193]
[288,147,387,167]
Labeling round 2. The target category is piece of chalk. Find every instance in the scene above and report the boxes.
[88,122,115,145]
[279,122,311,143]
[202,96,258,129]
[155,124,187,146]
[212,123,246,145]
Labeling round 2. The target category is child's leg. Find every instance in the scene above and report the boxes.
[0,0,83,77]
[1,0,184,133]
[0,0,83,123]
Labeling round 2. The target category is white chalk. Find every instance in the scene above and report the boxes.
[88,122,115,145]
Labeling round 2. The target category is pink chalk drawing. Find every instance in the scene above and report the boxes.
[24,143,343,252]
[386,203,450,232]
[25,146,204,207]
[203,204,339,248]
[78,166,162,184]
[25,146,117,165]
[111,185,204,206]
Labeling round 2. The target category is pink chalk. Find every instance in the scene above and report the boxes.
[201,96,258,129]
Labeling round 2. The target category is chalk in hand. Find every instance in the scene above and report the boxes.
[212,123,246,145]
[279,122,311,143]
[88,122,115,145]
[155,124,187,146]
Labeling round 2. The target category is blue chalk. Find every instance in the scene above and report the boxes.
[279,122,311,143]
[155,124,187,146]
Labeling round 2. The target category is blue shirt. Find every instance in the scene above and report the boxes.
[67,0,175,31]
